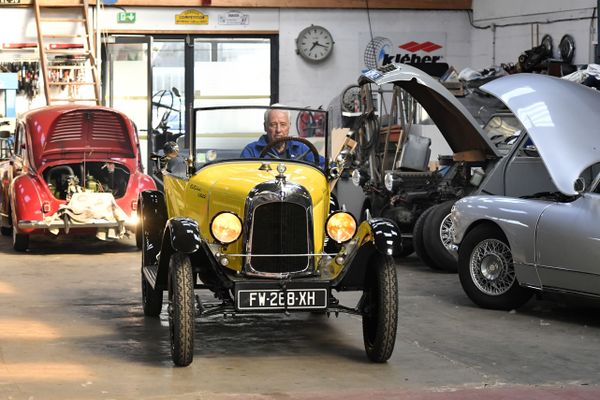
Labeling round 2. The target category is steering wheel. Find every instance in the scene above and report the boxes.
[259,137,320,166]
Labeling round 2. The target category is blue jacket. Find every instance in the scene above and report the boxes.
[240,135,325,168]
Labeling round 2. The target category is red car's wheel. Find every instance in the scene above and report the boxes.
[12,225,29,252]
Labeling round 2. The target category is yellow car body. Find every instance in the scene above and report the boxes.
[163,160,330,273]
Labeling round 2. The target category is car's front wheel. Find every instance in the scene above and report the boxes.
[12,225,29,252]
[168,252,195,367]
[458,224,532,310]
[362,253,398,363]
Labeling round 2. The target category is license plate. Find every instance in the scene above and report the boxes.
[237,288,328,311]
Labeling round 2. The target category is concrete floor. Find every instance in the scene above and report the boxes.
[0,234,599,400]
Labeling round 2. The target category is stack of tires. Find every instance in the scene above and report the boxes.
[413,200,457,272]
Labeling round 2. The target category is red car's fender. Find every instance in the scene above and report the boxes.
[10,174,48,234]
[137,172,157,193]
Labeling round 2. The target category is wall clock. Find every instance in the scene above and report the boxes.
[295,25,334,62]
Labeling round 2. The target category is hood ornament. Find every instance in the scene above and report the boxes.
[276,163,287,184]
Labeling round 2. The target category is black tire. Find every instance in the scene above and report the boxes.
[362,254,398,363]
[12,225,29,252]
[168,252,195,367]
[141,269,163,317]
[1,208,13,236]
[423,200,458,272]
[412,207,438,269]
[458,224,532,310]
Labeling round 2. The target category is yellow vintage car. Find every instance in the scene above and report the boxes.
[138,105,401,366]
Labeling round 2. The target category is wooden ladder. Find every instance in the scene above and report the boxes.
[33,0,101,105]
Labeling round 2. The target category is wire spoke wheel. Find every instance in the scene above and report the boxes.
[469,238,515,296]
[438,213,455,251]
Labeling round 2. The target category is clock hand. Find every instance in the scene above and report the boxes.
[315,42,327,48]
[309,42,318,51]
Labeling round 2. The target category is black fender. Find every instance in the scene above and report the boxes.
[333,217,400,291]
[140,190,168,268]
[163,217,201,254]
[155,217,201,289]
[368,217,401,256]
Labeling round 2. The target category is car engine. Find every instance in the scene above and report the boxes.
[43,162,130,200]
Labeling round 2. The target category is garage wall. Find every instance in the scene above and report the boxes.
[277,9,469,107]
[1,6,469,109]
[2,2,597,107]
[470,0,597,69]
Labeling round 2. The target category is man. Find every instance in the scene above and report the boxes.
[240,107,325,167]
[163,141,187,176]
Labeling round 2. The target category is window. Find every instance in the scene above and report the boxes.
[194,38,271,108]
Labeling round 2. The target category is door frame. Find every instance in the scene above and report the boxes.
[102,35,153,169]
[102,33,279,172]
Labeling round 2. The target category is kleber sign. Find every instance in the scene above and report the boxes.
[362,33,447,70]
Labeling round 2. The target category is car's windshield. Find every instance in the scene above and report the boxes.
[192,106,327,168]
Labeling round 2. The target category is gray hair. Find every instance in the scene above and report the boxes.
[264,104,291,125]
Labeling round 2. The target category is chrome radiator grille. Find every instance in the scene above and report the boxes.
[249,202,309,274]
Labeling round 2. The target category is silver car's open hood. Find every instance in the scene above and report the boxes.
[359,64,500,158]
[481,74,600,195]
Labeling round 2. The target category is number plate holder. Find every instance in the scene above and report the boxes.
[235,281,329,312]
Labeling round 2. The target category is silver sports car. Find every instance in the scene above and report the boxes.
[452,73,600,310]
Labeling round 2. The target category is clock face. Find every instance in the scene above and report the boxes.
[296,25,334,62]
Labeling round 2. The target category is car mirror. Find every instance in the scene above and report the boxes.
[0,130,11,139]
[574,177,586,193]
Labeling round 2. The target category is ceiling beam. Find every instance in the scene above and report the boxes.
[1,0,472,10]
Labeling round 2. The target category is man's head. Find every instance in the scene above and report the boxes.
[164,141,179,158]
[264,108,291,151]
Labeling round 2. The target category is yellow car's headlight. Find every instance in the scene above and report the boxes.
[326,211,357,244]
[210,212,242,244]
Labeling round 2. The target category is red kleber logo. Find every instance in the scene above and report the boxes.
[399,41,442,53]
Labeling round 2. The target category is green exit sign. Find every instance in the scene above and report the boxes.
[117,12,136,23]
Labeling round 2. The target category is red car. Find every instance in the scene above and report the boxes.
[0,105,156,251]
